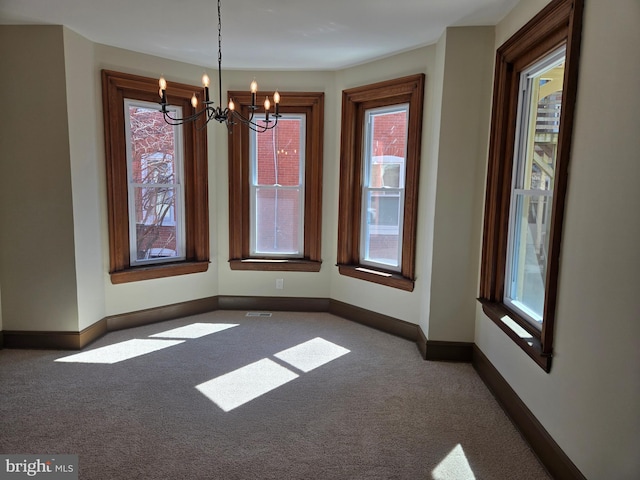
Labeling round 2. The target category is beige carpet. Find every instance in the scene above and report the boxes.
[0,311,550,479]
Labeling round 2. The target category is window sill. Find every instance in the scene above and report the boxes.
[229,259,322,272]
[337,264,414,292]
[110,261,209,284]
[478,299,551,372]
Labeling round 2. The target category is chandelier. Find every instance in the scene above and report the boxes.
[158,0,280,132]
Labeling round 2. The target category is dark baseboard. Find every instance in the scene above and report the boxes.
[417,325,427,359]
[472,345,587,480]
[0,330,4,349]
[328,299,418,341]
[218,296,416,342]
[217,295,330,312]
[3,320,107,350]
[425,340,473,362]
[3,330,84,350]
[106,296,219,332]
[417,326,473,362]
[79,319,108,349]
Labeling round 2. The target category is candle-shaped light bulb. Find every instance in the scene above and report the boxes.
[264,96,271,122]
[228,98,235,111]
[159,76,167,91]
[250,79,257,108]
[159,88,164,99]
[191,94,198,108]
[273,90,280,116]
[201,73,210,102]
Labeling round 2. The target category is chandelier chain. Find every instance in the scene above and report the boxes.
[217,0,223,106]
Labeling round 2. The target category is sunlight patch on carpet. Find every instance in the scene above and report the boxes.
[274,337,350,372]
[432,444,476,480]
[196,358,299,412]
[149,323,239,339]
[54,339,185,364]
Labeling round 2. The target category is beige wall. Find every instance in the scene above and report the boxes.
[474,0,640,478]
[0,26,79,332]
[426,26,494,342]
[63,27,106,330]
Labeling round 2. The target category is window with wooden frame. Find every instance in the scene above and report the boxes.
[227,91,324,271]
[478,0,583,372]
[337,74,424,292]
[102,70,209,284]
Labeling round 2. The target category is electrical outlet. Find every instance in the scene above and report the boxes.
[275,278,284,290]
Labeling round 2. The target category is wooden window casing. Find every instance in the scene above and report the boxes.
[337,74,425,292]
[227,91,324,271]
[102,70,209,284]
[478,0,584,372]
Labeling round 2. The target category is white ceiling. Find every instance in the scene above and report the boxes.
[0,0,518,70]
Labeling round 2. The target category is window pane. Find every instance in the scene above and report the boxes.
[506,48,564,325]
[363,190,402,268]
[135,186,176,226]
[129,108,177,184]
[368,109,408,163]
[254,187,301,255]
[507,193,553,322]
[255,118,303,187]
[126,101,185,265]
[132,185,179,261]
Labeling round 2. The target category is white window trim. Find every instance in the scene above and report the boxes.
[249,113,306,258]
[124,99,186,266]
[359,104,409,272]
[504,45,566,328]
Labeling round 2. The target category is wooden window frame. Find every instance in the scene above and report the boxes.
[478,0,584,372]
[337,74,425,292]
[102,70,209,284]
[227,91,324,272]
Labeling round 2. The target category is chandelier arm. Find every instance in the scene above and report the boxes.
[162,107,208,126]
[231,109,259,125]
[229,110,279,132]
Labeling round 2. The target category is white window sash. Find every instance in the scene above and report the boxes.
[249,114,306,257]
[124,99,186,266]
[504,45,566,327]
[359,104,409,272]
